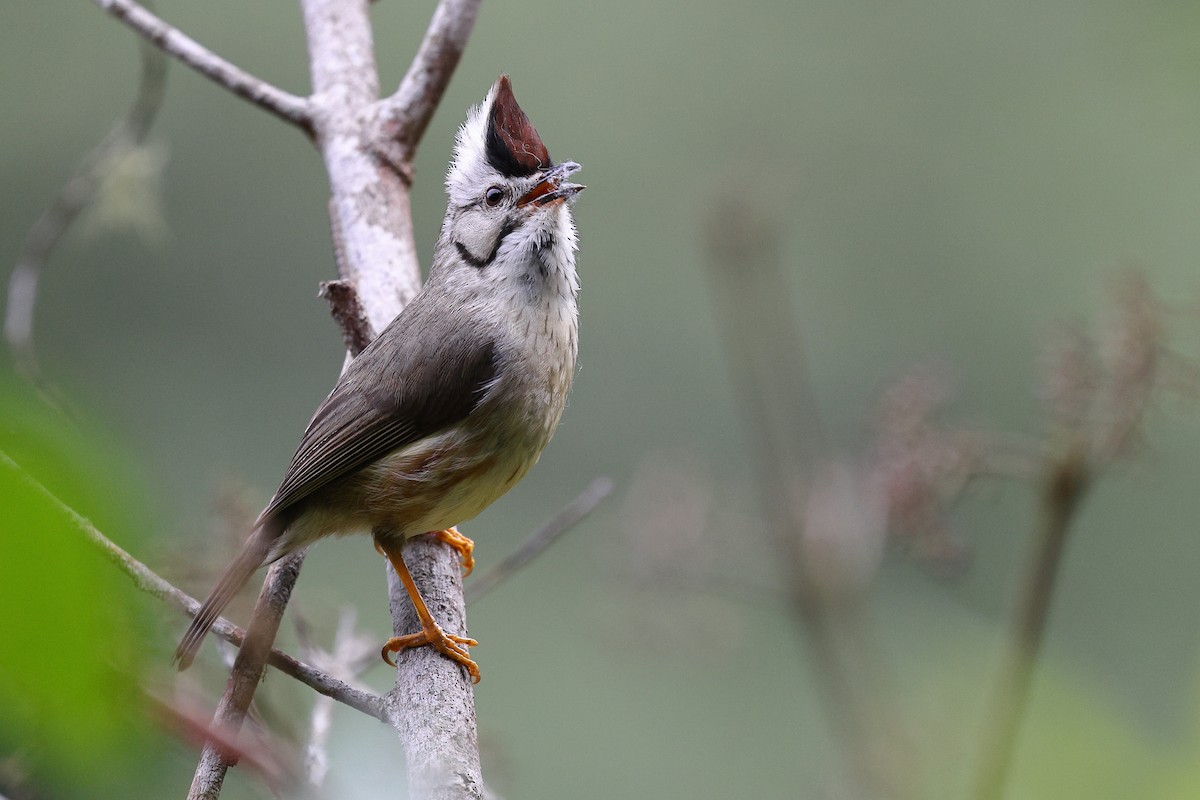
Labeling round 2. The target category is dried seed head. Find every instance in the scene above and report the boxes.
[1040,323,1099,433]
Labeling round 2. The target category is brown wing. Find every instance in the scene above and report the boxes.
[256,316,498,526]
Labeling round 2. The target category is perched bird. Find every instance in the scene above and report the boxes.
[174,76,583,682]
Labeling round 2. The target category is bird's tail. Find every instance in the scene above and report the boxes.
[173,523,274,670]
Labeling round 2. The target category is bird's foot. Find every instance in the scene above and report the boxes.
[381,623,481,683]
[429,526,475,576]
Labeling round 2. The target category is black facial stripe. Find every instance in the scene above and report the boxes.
[456,241,487,269]
[456,220,519,269]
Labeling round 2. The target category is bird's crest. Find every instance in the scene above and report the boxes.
[448,76,551,202]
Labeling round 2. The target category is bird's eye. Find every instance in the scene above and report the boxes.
[484,186,505,207]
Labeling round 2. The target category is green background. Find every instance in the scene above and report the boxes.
[5,1,1200,797]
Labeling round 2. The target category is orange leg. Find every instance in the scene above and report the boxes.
[375,537,480,683]
[428,526,475,576]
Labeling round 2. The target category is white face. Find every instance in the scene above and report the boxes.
[432,79,581,306]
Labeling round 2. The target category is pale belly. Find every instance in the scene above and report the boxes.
[274,416,552,556]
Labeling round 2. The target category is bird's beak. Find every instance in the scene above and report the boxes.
[517,161,585,207]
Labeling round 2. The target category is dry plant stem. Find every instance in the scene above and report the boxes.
[704,201,909,800]
[90,0,311,129]
[970,446,1090,800]
[5,35,165,392]
[465,477,613,604]
[0,448,386,720]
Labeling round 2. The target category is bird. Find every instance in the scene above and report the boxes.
[174,75,583,683]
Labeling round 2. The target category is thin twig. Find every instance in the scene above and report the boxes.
[0,449,386,722]
[969,445,1091,800]
[148,693,294,795]
[372,0,484,168]
[466,477,613,604]
[5,33,165,396]
[297,608,376,788]
[90,0,311,130]
[188,551,307,800]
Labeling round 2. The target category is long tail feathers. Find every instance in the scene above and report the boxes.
[173,526,273,670]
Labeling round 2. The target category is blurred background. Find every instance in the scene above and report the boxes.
[4,1,1200,798]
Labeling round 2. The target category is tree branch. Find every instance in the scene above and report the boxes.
[188,552,306,800]
[90,0,312,130]
[318,280,373,356]
[89,0,488,794]
[382,537,482,800]
[300,1,486,796]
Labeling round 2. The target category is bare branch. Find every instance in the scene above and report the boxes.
[180,1,389,786]
[466,477,613,604]
[382,537,482,800]
[0,448,386,722]
[86,0,487,793]
[91,0,311,130]
[301,1,486,796]
[188,552,306,800]
[5,35,165,394]
[148,693,294,796]
[373,0,483,167]
[300,0,422,335]
[298,609,376,788]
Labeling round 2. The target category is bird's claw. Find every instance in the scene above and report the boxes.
[429,527,476,576]
[381,625,481,684]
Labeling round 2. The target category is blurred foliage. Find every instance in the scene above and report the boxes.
[0,376,168,798]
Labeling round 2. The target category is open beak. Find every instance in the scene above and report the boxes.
[517,161,585,207]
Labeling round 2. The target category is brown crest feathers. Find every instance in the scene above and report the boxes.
[486,75,551,178]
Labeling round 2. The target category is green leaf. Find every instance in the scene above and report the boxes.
[0,378,163,795]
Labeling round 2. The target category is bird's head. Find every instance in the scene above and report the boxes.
[435,76,583,297]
